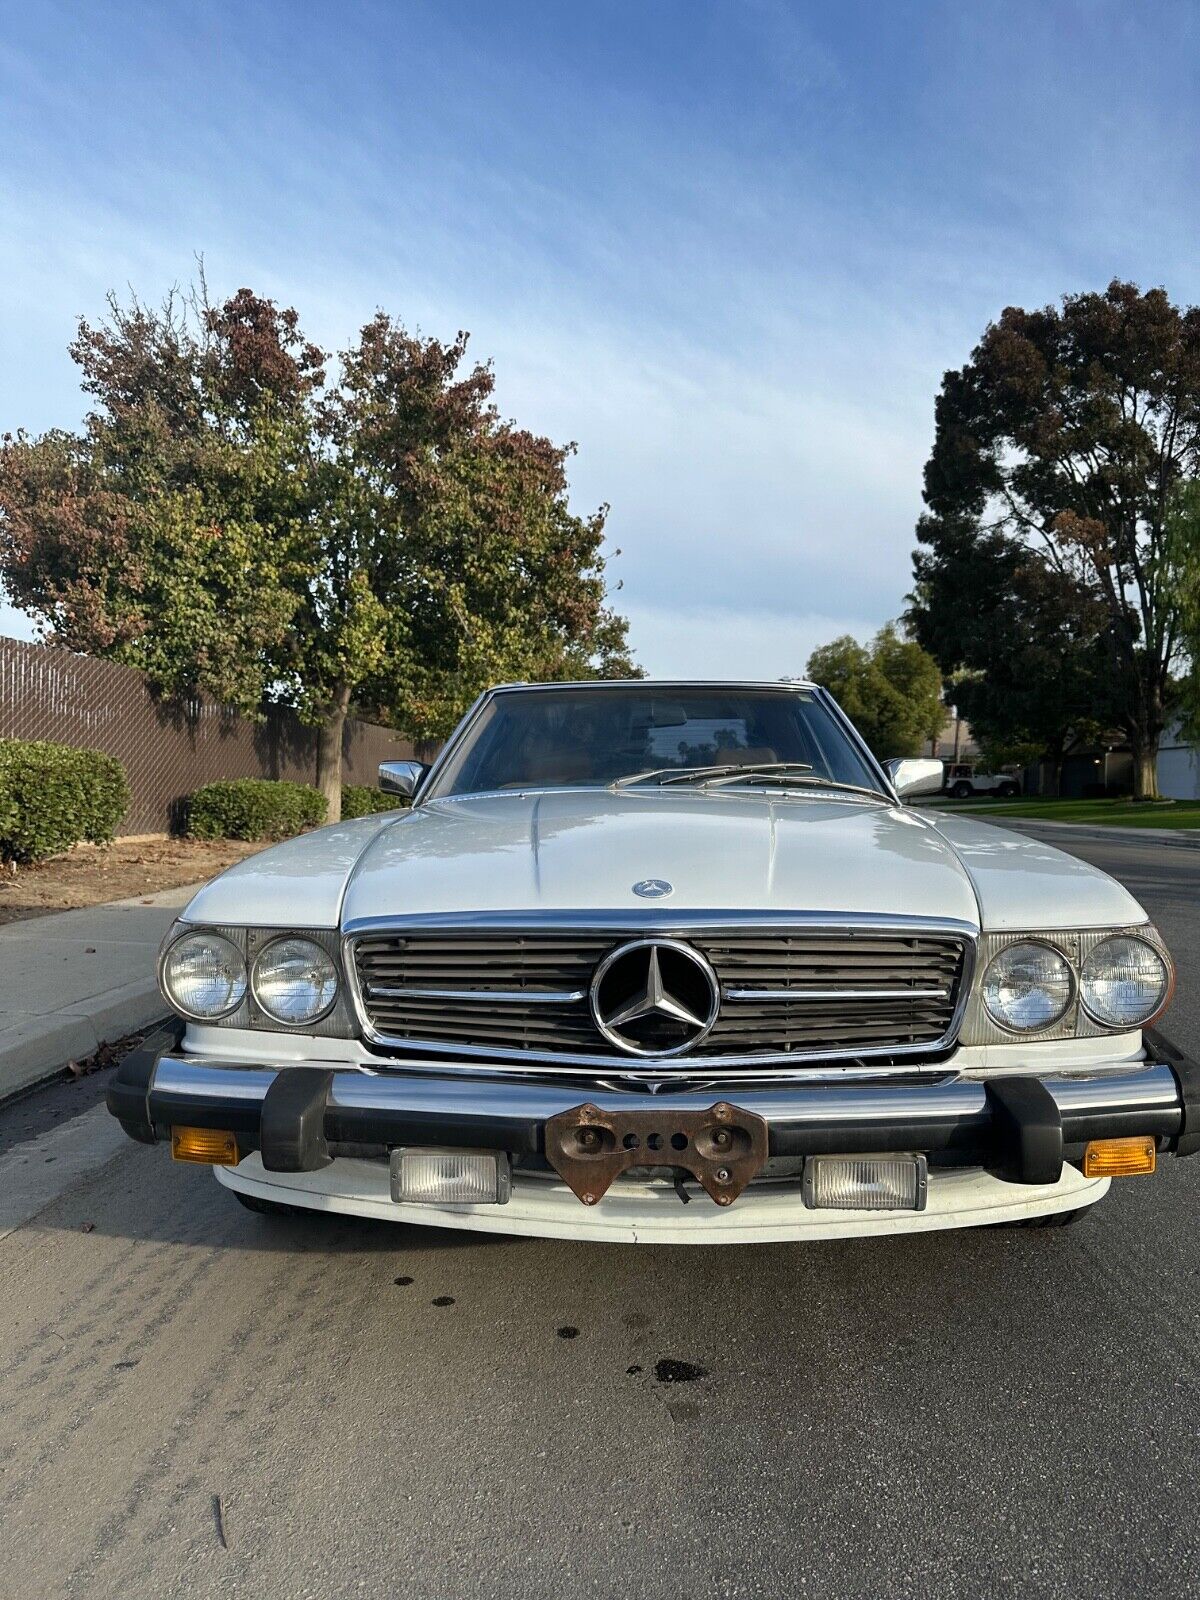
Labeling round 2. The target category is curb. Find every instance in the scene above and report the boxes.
[0,881,201,1106]
[992,817,1200,850]
[0,982,168,1105]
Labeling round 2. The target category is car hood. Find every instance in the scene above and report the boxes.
[340,789,982,928]
[183,811,399,929]
[922,811,1145,930]
[184,790,1147,934]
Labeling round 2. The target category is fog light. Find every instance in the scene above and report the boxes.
[390,1148,511,1206]
[172,1126,238,1165]
[1083,1136,1156,1177]
[802,1154,928,1212]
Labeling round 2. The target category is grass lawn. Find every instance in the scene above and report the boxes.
[919,796,1200,830]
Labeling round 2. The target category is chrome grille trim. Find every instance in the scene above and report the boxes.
[366,986,588,1005]
[343,910,978,935]
[723,987,950,1002]
[344,914,977,1078]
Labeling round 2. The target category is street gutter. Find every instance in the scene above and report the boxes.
[968,816,1200,850]
[0,883,197,1103]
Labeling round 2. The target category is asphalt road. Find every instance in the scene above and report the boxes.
[2,827,1199,1600]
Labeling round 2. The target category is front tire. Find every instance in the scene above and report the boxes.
[997,781,1018,798]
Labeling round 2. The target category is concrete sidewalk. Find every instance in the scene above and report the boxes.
[0,885,197,1101]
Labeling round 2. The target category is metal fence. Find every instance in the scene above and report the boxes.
[0,635,423,834]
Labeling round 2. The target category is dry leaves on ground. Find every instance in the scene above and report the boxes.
[0,837,264,925]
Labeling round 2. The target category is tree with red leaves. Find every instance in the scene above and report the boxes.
[0,285,315,713]
[0,283,635,820]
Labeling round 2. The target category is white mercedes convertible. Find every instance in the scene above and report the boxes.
[110,680,1197,1242]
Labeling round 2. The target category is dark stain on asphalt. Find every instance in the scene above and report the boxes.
[626,1364,643,1376]
[394,1275,414,1286]
[623,1312,650,1329]
[654,1358,707,1384]
[556,1325,579,1340]
[431,1295,455,1307]
[112,1360,138,1371]
[211,1494,228,1550]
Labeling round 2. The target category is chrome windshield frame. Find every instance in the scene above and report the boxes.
[414,680,899,807]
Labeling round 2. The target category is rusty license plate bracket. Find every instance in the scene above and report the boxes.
[544,1101,769,1208]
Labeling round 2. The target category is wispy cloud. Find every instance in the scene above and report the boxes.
[2,1,1198,675]
[621,600,880,680]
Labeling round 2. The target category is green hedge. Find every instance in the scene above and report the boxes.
[0,739,130,864]
[187,778,326,841]
[340,783,401,819]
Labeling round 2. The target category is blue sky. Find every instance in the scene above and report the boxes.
[2,0,1198,676]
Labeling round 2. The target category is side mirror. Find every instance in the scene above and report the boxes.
[379,759,428,799]
[883,757,945,799]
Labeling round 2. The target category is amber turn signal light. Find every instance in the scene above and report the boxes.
[1083,1136,1156,1178]
[171,1126,238,1165]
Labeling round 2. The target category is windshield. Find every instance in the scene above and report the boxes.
[429,685,885,798]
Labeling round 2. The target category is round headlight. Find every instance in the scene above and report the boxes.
[982,941,1074,1033]
[251,937,339,1025]
[1080,936,1169,1028]
[162,932,247,1020]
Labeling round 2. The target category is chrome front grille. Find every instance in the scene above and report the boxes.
[353,933,611,1054]
[350,926,970,1066]
[704,933,963,1053]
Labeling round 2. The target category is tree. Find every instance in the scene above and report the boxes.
[283,315,636,812]
[922,280,1200,799]
[1168,480,1200,743]
[908,511,1119,790]
[0,286,636,820]
[391,423,637,740]
[806,624,944,759]
[0,287,317,714]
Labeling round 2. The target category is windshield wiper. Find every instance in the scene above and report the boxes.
[702,771,887,800]
[610,761,813,789]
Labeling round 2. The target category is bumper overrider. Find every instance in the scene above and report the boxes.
[108,1021,1200,1238]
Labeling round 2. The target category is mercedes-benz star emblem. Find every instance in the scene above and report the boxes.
[589,938,720,1057]
[632,878,673,898]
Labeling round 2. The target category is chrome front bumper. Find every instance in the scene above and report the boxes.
[108,1024,1200,1184]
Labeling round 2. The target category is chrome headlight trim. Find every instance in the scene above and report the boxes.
[961,923,1173,1045]
[980,938,1076,1035]
[1078,935,1173,1029]
[160,930,248,1021]
[250,935,341,1027]
[158,922,353,1037]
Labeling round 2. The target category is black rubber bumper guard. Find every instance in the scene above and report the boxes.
[107,1021,1200,1186]
[1146,1026,1200,1157]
